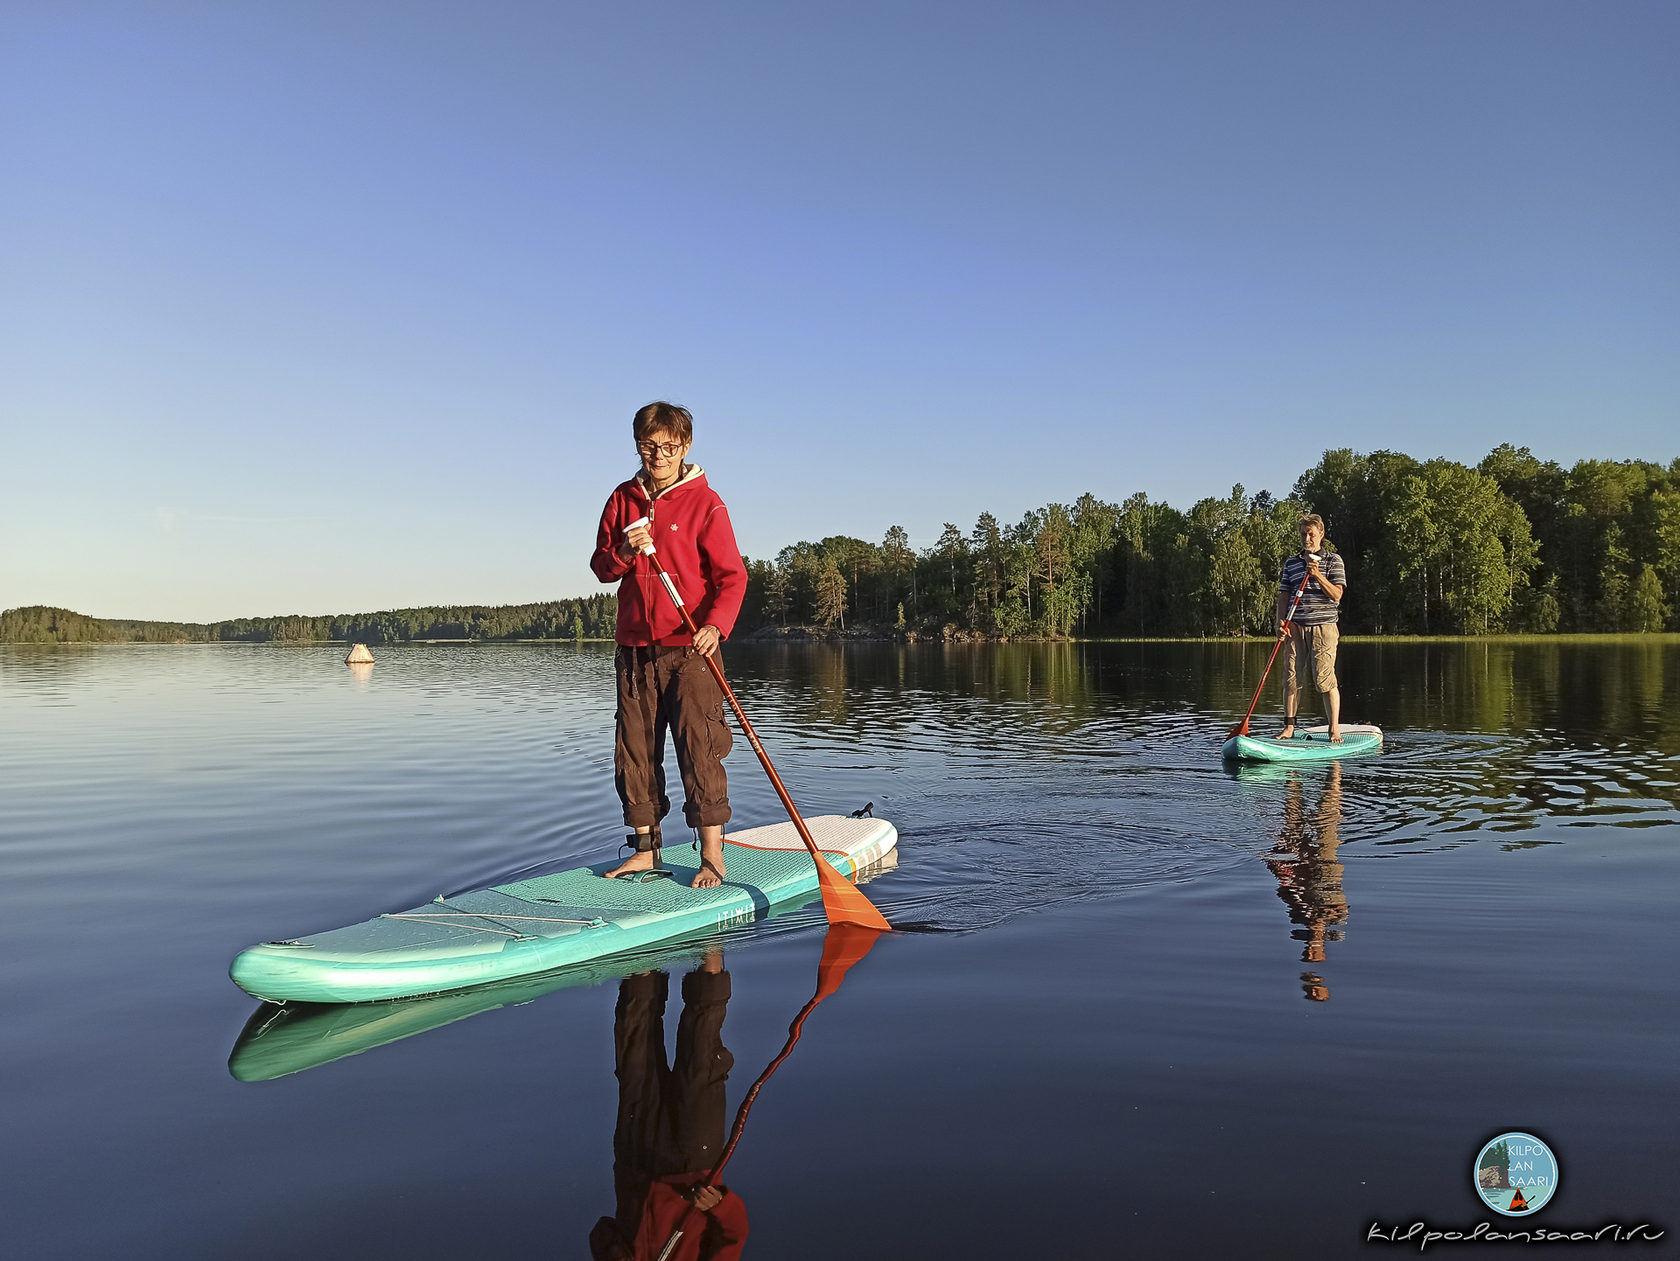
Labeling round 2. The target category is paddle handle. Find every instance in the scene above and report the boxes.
[1232,568,1312,736]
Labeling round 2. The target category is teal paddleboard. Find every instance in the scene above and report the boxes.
[229,850,897,1081]
[230,815,897,1004]
[1222,723,1382,762]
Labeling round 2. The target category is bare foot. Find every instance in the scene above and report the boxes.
[605,850,655,879]
[1328,730,1343,743]
[691,839,726,889]
[1279,724,1296,740]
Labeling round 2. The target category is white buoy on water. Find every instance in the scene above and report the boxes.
[345,643,375,665]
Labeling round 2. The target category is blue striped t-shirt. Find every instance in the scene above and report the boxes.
[1279,551,1346,625]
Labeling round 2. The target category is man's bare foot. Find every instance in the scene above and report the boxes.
[1328,730,1343,743]
[605,848,655,879]
[692,836,726,889]
[1279,723,1296,740]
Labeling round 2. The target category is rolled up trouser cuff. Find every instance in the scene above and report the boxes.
[682,801,733,829]
[681,970,732,1005]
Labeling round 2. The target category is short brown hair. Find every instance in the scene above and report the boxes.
[1298,513,1325,532]
[633,401,693,446]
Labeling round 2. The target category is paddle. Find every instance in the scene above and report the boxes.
[1230,564,1313,738]
[655,924,881,1261]
[626,519,891,931]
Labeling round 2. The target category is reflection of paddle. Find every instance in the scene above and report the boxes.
[628,518,890,931]
[1230,567,1313,738]
[655,925,881,1261]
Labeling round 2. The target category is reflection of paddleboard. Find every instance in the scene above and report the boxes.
[230,815,897,1005]
[231,939,713,1081]
[1222,724,1382,763]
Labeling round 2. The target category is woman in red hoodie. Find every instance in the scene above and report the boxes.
[591,402,747,888]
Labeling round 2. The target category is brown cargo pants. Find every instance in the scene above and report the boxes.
[615,644,733,831]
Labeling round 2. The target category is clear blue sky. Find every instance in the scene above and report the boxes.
[3,2,1675,622]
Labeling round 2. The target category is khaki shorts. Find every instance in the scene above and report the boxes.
[1283,623,1339,694]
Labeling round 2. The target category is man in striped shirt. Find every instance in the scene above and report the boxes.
[1278,514,1347,742]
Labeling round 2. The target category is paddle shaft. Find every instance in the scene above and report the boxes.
[626,528,835,875]
[1232,567,1313,736]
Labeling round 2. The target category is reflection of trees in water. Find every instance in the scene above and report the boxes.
[722,641,1680,830]
[728,642,1107,741]
[1266,765,1347,1002]
[809,643,850,724]
[945,642,1095,708]
[1361,640,1678,753]
[0,644,115,701]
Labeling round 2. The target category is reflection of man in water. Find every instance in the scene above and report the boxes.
[589,950,749,1260]
[1265,763,1347,1001]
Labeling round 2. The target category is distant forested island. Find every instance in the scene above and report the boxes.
[0,598,618,645]
[6,445,1677,644]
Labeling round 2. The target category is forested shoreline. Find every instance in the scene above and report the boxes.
[741,444,1679,638]
[7,445,1677,644]
[0,597,618,645]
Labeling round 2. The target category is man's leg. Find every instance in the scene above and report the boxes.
[670,652,733,889]
[1322,685,1342,740]
[608,649,671,878]
[610,972,671,1230]
[1279,629,1301,738]
[692,825,726,890]
[666,952,733,1176]
[1315,625,1342,740]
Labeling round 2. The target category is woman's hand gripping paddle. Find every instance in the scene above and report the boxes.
[625,518,891,931]
[1230,567,1313,738]
[655,924,881,1261]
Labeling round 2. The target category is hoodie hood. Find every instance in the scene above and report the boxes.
[633,463,706,503]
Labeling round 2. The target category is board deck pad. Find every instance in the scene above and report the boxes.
[1222,723,1383,763]
[230,815,897,1004]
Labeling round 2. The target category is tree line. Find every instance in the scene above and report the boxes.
[0,597,618,645]
[737,445,1680,637]
[7,445,1676,644]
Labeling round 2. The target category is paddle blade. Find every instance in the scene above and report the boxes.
[814,922,883,1002]
[814,853,891,931]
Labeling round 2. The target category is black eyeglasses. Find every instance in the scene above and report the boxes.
[637,440,685,459]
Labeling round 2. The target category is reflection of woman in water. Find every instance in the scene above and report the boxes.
[1265,763,1347,1001]
[590,950,749,1260]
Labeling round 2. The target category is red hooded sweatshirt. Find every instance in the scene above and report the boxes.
[591,465,748,647]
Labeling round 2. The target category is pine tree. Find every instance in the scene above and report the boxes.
[814,558,848,629]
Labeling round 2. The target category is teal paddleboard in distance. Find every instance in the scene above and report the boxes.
[1222,723,1382,762]
[230,815,897,1005]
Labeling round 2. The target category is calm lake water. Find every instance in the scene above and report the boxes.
[3,641,1676,1258]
